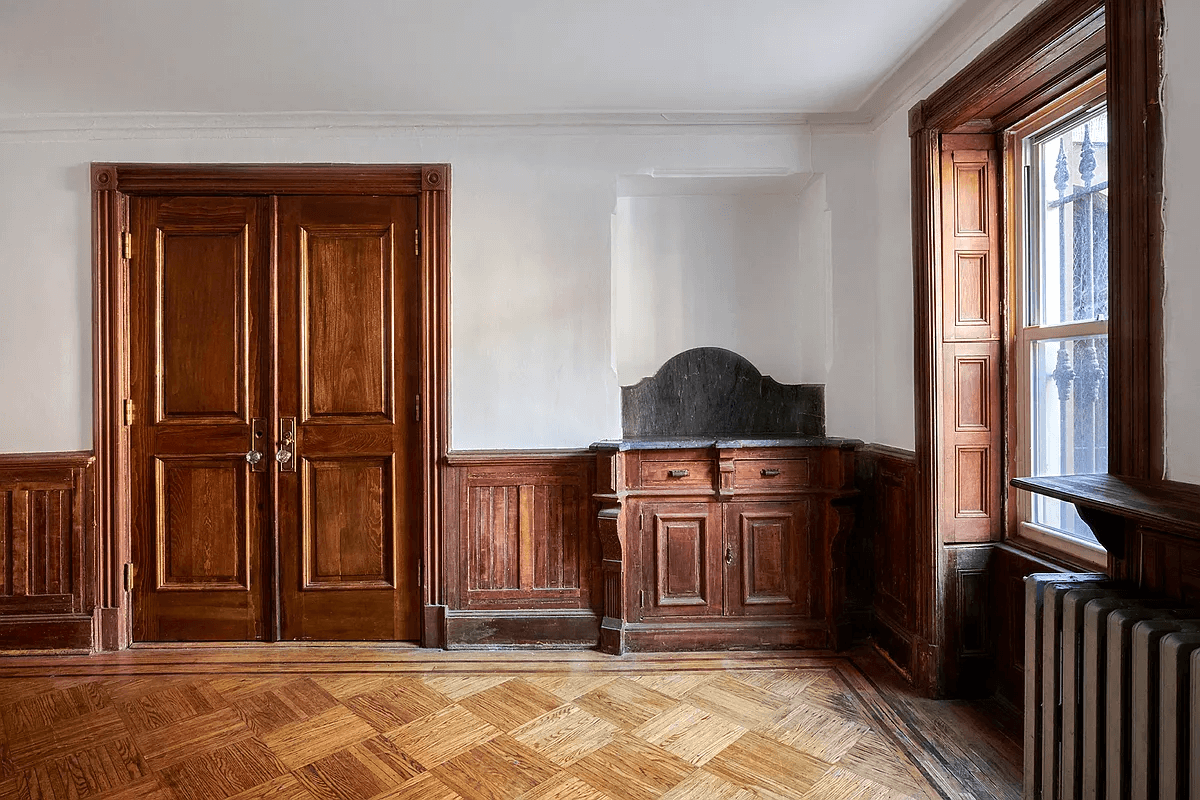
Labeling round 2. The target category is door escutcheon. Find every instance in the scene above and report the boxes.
[247,418,267,472]
[277,417,296,472]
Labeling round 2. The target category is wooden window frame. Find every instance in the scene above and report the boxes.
[909,0,1163,694]
[90,164,452,650]
[1005,75,1110,569]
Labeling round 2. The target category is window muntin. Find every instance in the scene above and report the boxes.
[1015,101,1109,552]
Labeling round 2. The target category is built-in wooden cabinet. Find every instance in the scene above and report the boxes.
[594,443,857,653]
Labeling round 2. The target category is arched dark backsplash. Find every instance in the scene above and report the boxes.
[620,347,824,438]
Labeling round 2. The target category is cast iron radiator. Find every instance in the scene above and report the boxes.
[1024,573,1200,800]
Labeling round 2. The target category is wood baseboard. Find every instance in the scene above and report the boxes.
[444,609,599,649]
[0,613,93,653]
[618,618,829,653]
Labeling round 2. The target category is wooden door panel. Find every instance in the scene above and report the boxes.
[724,501,811,617]
[640,502,721,618]
[156,226,250,422]
[301,456,393,589]
[301,225,393,421]
[156,457,248,590]
[278,196,421,641]
[130,196,270,642]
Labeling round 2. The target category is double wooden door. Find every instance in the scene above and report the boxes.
[128,194,421,641]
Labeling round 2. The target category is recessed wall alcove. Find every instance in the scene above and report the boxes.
[610,172,832,387]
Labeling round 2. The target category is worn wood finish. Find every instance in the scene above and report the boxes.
[440,451,599,647]
[277,195,422,641]
[93,164,450,649]
[909,0,1166,697]
[0,646,1028,800]
[1107,0,1166,480]
[0,452,95,651]
[596,445,857,655]
[128,196,272,642]
[856,445,918,679]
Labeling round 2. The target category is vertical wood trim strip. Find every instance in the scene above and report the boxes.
[518,484,534,592]
[1106,0,1165,480]
[1,491,10,596]
[12,490,28,597]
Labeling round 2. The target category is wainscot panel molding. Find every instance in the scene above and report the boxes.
[439,450,600,648]
[855,445,919,678]
[0,451,97,652]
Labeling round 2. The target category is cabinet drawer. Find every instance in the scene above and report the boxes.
[639,460,714,489]
[732,458,811,489]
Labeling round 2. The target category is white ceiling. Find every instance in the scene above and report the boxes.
[0,0,973,118]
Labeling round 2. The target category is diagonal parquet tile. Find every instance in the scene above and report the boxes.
[511,704,619,767]
[573,679,680,731]
[633,702,747,766]
[456,678,566,732]
[224,772,320,800]
[518,771,613,800]
[433,734,561,800]
[262,705,378,770]
[376,772,464,800]
[295,735,425,800]
[159,736,289,800]
[765,703,873,764]
[568,733,694,800]
[1,681,110,738]
[17,736,149,800]
[800,765,922,800]
[134,705,255,769]
[385,704,501,769]
[684,674,790,729]
[704,731,832,799]
[343,678,450,733]
[420,674,510,701]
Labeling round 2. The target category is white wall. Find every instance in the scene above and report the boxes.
[611,174,830,390]
[1,124,868,452]
[1163,0,1200,483]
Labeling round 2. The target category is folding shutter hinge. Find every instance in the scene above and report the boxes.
[414,229,420,256]
[121,232,132,260]
[417,559,424,587]
[123,399,136,426]
[123,562,135,592]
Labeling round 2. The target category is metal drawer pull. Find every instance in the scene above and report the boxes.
[667,469,690,478]
[760,468,782,477]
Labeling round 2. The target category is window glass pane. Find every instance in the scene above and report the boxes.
[1034,112,1108,327]
[1030,335,1108,543]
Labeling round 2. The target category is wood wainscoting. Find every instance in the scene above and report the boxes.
[439,451,599,648]
[855,445,918,678]
[0,452,97,652]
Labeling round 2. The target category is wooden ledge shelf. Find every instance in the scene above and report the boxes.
[1011,474,1200,559]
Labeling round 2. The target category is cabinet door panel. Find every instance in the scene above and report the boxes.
[640,502,722,618]
[724,501,812,617]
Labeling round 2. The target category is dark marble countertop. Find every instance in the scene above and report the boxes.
[590,436,862,452]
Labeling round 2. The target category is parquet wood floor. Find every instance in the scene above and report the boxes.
[0,648,1009,800]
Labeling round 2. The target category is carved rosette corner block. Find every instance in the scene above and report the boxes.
[421,165,448,192]
[91,164,118,193]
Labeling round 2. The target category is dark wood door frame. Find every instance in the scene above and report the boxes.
[91,163,451,649]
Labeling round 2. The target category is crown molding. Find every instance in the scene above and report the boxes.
[0,1,1051,142]
[0,110,827,142]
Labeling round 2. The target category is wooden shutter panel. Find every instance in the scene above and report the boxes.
[939,134,1002,544]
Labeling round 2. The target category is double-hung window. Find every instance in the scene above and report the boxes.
[1009,77,1109,565]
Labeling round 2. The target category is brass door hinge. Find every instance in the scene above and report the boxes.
[417,559,424,587]
[414,394,421,423]
[414,229,420,256]
[123,399,136,426]
[639,589,646,608]
[121,232,133,260]
[123,562,135,592]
